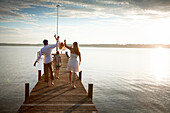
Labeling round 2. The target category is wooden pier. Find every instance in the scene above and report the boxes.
[17,54,98,113]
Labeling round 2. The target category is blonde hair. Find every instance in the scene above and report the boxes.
[59,42,64,50]
[73,42,79,55]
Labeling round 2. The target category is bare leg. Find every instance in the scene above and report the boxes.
[69,71,72,85]
[56,69,59,79]
[49,63,54,85]
[73,72,76,89]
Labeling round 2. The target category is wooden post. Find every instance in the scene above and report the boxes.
[38,70,41,81]
[79,71,82,81]
[25,83,30,100]
[88,84,93,100]
[37,51,40,58]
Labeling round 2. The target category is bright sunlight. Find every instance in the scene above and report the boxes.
[151,48,170,82]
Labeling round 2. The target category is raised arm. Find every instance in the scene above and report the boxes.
[79,52,81,66]
[64,40,72,50]
[34,49,42,66]
[48,34,60,49]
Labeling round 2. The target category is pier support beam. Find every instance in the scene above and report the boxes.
[38,70,41,81]
[25,83,30,100]
[88,84,93,100]
[79,71,82,81]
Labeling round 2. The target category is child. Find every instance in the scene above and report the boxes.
[54,51,62,79]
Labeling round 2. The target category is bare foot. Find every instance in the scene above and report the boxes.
[51,81,54,86]
[68,82,72,85]
[47,83,49,87]
[73,85,76,89]
[55,76,59,79]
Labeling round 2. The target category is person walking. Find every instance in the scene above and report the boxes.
[34,34,59,86]
[64,40,81,89]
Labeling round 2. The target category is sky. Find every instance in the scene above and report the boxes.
[0,0,170,44]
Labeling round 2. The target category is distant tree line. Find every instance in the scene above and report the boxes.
[1,43,170,48]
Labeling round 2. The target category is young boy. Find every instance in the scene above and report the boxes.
[54,51,62,79]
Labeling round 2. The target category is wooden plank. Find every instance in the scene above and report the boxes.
[17,54,98,113]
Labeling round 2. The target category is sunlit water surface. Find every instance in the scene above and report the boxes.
[0,46,170,113]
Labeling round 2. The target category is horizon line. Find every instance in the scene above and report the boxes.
[0,43,170,45]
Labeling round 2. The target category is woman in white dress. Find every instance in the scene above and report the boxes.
[64,40,81,88]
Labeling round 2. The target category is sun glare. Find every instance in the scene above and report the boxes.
[157,46,162,49]
[151,48,170,82]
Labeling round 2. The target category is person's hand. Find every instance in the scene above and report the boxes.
[64,40,66,45]
[56,36,59,40]
[33,62,36,67]
[54,34,59,40]
[79,62,81,66]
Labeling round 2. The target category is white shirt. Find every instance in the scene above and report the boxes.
[36,40,58,64]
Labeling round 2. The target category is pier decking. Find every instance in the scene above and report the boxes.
[17,54,98,113]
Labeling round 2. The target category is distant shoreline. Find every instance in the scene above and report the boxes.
[80,44,170,48]
[0,43,170,48]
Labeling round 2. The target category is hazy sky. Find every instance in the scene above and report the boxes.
[0,0,170,44]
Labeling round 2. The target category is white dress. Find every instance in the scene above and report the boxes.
[67,53,79,72]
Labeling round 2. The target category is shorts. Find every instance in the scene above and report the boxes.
[56,65,61,70]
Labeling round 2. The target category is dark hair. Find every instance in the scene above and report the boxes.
[56,51,59,55]
[43,40,48,45]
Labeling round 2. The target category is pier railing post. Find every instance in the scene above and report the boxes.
[25,83,30,100]
[38,70,41,81]
[88,84,93,100]
[37,51,40,58]
[79,71,82,81]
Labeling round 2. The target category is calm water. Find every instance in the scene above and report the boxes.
[0,46,170,113]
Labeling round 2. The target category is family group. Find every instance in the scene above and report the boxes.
[34,34,81,89]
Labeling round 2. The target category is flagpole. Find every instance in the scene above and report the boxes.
[56,4,60,52]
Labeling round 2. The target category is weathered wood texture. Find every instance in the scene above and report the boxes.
[17,54,98,113]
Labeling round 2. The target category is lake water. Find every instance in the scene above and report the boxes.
[0,46,170,113]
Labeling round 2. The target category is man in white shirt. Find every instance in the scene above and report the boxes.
[34,34,59,86]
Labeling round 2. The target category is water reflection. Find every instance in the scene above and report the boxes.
[151,48,170,82]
